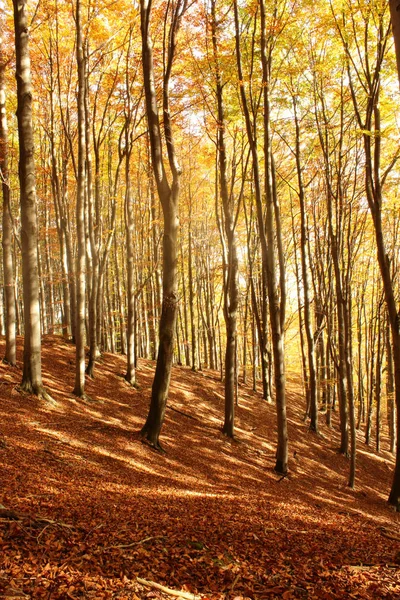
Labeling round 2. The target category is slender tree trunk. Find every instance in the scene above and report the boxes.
[386,319,396,454]
[73,0,87,398]
[234,0,287,471]
[114,232,126,354]
[259,0,287,473]
[344,291,356,487]
[180,243,190,366]
[44,200,55,333]
[85,50,99,378]
[291,204,309,416]
[252,311,257,392]
[356,291,365,429]
[365,308,376,447]
[375,312,383,454]
[14,254,21,335]
[125,181,136,385]
[188,203,197,371]
[0,48,16,366]
[37,245,47,335]
[293,98,318,432]
[242,284,249,384]
[211,0,240,437]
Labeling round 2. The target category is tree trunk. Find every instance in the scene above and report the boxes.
[73,0,87,398]
[387,0,400,507]
[139,0,186,449]
[125,181,136,385]
[211,0,240,437]
[234,0,287,471]
[13,0,48,397]
[259,0,288,474]
[188,203,197,371]
[0,47,16,366]
[293,97,318,432]
[386,319,396,454]
[114,231,126,354]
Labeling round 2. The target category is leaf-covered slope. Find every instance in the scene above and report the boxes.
[0,335,399,599]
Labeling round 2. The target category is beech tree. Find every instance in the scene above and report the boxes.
[140,0,188,448]
[210,0,242,438]
[0,32,16,366]
[73,0,87,398]
[12,0,50,398]
[234,0,288,473]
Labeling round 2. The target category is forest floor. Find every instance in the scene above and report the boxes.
[0,336,400,600]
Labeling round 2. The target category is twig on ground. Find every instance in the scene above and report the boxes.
[105,535,165,550]
[137,577,201,600]
[33,516,75,530]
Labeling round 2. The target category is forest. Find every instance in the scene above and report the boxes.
[1,0,400,597]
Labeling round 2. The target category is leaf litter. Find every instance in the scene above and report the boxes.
[0,336,399,599]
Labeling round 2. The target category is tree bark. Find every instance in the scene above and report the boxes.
[13,0,48,396]
[0,45,16,366]
[234,0,287,471]
[125,176,136,385]
[211,0,240,438]
[292,97,318,433]
[188,196,197,371]
[73,0,87,398]
[140,0,186,448]
[259,0,288,474]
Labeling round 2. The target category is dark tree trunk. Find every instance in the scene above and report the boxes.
[139,0,187,448]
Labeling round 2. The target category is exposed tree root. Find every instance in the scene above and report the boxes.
[140,434,166,453]
[18,383,56,404]
[137,577,202,599]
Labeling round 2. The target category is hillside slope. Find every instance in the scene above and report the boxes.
[0,336,399,599]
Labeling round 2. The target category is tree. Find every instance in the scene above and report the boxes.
[291,92,318,433]
[234,0,289,473]
[12,0,49,398]
[140,0,188,448]
[210,0,242,438]
[0,32,16,366]
[73,0,87,398]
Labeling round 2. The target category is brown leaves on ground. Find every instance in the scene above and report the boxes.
[0,336,399,599]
